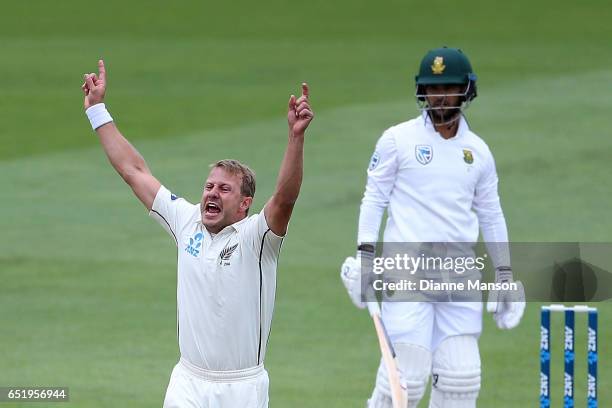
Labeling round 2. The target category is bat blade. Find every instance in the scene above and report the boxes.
[370,306,407,408]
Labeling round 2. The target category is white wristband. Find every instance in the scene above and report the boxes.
[85,103,113,131]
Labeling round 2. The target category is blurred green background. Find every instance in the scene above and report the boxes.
[1,0,610,406]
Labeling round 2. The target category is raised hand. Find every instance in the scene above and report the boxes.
[82,59,107,110]
[287,83,314,136]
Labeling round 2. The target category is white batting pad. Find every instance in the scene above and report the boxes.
[429,335,480,408]
[368,343,432,408]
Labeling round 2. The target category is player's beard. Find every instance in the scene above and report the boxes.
[428,105,461,126]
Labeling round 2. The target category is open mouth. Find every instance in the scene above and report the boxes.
[204,202,222,216]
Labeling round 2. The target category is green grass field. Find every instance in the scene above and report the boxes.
[1,0,611,406]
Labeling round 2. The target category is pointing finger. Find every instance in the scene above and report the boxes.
[301,82,309,98]
[98,59,106,82]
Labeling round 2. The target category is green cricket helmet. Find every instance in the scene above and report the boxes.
[415,47,477,102]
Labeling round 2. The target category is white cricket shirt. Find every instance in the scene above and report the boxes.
[359,113,508,248]
[359,114,510,341]
[150,186,283,371]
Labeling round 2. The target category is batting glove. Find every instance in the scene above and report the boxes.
[486,267,526,329]
[340,256,366,309]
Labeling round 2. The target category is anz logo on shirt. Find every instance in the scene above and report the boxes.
[185,232,203,257]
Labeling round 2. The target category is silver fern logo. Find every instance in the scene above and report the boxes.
[219,243,238,266]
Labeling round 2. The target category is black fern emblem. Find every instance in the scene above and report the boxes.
[219,243,238,264]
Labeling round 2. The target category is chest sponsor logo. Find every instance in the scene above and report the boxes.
[415,145,433,165]
[463,149,474,164]
[185,232,203,257]
[219,243,239,266]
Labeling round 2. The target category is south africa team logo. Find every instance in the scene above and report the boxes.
[463,149,474,164]
[431,56,445,74]
[415,145,433,165]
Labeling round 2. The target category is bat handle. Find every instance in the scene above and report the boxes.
[367,301,381,317]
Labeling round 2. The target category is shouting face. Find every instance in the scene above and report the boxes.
[200,167,252,234]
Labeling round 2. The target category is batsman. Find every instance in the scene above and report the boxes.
[341,47,526,407]
[81,60,313,407]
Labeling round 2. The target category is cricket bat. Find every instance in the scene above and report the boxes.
[367,301,407,408]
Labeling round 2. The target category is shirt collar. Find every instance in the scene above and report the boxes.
[227,215,249,233]
[196,213,250,235]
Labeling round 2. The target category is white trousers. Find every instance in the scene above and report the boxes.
[382,301,483,350]
[163,358,269,408]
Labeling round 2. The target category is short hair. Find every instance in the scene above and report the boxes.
[210,159,256,198]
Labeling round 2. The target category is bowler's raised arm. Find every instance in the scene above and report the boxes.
[82,60,161,210]
[264,83,314,236]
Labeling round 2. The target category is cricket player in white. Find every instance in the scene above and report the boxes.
[341,47,525,407]
[81,60,314,407]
